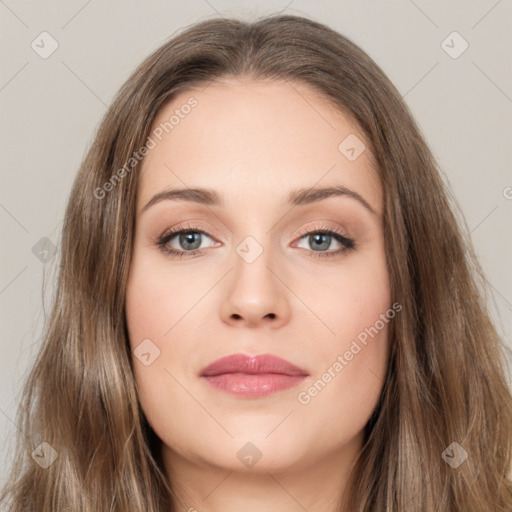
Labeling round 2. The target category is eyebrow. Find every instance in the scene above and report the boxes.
[142,185,377,216]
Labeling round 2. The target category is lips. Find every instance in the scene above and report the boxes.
[200,353,309,377]
[199,353,309,398]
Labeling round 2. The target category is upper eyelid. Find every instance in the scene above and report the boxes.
[161,224,346,236]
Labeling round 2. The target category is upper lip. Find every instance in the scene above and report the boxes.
[199,353,309,377]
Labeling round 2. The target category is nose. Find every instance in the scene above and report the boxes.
[219,247,292,329]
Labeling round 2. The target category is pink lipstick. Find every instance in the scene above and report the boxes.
[199,353,309,398]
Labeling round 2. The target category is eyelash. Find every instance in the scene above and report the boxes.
[155,223,356,259]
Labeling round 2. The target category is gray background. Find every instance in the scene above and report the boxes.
[1,0,511,486]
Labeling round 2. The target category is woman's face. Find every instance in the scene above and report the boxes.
[126,78,392,476]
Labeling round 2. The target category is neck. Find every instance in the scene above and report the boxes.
[162,431,363,512]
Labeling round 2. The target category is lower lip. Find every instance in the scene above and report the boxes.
[201,373,308,398]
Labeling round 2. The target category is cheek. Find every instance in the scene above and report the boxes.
[125,260,199,346]
[125,265,196,447]
[124,250,215,412]
[294,271,392,446]
[293,244,391,345]
[291,247,391,433]
[294,328,389,455]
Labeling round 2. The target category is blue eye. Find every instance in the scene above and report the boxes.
[295,230,355,257]
[293,224,355,258]
[155,224,356,259]
[156,224,216,258]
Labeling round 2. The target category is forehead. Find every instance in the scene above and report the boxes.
[138,78,381,215]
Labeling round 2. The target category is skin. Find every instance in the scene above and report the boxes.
[125,77,392,512]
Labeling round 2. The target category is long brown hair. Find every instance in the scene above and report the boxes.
[2,13,511,511]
